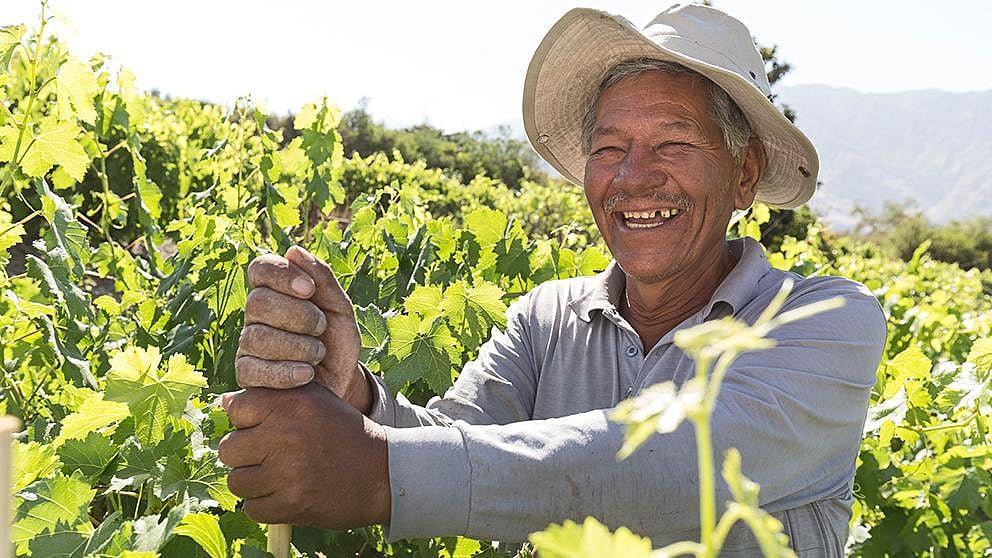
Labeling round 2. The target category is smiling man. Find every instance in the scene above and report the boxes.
[219,4,887,555]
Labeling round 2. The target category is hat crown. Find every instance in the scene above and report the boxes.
[643,3,771,96]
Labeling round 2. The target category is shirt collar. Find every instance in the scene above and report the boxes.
[569,237,771,323]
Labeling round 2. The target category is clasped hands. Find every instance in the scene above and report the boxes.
[218,246,390,529]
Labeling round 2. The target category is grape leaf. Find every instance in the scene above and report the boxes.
[109,430,186,493]
[405,284,443,318]
[12,475,96,554]
[27,521,87,558]
[881,346,932,399]
[440,280,507,353]
[173,513,228,558]
[55,391,130,446]
[57,431,117,479]
[464,207,507,247]
[27,253,89,320]
[160,452,238,511]
[385,314,461,394]
[528,517,654,558]
[357,303,389,364]
[105,347,206,444]
[13,440,61,492]
[966,338,992,375]
[0,24,25,69]
[4,117,90,181]
[56,56,99,125]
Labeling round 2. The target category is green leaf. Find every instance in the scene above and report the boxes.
[160,452,238,511]
[27,253,89,320]
[441,537,483,558]
[439,280,507,352]
[173,513,227,558]
[356,303,389,364]
[109,431,186,493]
[577,247,611,276]
[105,347,206,444]
[494,236,530,281]
[384,314,461,394]
[404,284,443,319]
[881,346,932,399]
[13,440,61,492]
[939,366,991,413]
[0,24,25,69]
[528,517,654,558]
[12,475,96,554]
[966,338,992,375]
[56,56,100,125]
[864,388,908,434]
[38,177,89,276]
[57,431,117,479]
[27,522,88,558]
[464,207,507,246]
[5,117,90,181]
[130,145,163,221]
[55,391,130,446]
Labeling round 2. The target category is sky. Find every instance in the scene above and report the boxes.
[4,0,992,133]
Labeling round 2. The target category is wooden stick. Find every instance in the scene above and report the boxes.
[266,523,292,558]
[0,416,21,558]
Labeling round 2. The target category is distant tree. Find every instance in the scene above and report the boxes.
[853,200,992,270]
[334,101,543,190]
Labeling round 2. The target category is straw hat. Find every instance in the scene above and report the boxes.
[522,3,818,209]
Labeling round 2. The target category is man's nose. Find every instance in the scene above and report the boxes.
[613,145,667,191]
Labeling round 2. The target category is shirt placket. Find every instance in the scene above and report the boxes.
[601,307,646,399]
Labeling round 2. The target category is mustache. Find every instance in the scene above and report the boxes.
[603,192,693,214]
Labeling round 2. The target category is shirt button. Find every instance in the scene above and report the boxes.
[625,345,638,357]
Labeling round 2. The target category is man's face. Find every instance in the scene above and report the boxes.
[583,70,758,285]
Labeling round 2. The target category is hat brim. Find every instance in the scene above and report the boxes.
[522,8,819,209]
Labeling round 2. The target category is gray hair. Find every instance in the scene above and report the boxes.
[580,58,754,164]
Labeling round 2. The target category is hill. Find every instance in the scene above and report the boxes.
[776,85,992,229]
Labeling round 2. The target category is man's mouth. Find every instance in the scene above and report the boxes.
[615,208,682,230]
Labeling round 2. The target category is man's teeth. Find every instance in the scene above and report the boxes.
[621,208,680,219]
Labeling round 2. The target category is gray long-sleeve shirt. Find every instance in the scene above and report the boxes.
[364,237,887,556]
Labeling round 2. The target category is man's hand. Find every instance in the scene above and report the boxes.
[237,246,372,413]
[218,384,390,529]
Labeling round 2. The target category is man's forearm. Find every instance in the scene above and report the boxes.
[382,397,866,546]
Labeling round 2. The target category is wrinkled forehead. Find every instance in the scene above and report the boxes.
[593,70,716,125]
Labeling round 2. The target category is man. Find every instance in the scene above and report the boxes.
[219,4,887,555]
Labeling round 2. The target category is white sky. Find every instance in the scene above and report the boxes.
[4,1,992,133]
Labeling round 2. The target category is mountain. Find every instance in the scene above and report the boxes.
[775,85,992,230]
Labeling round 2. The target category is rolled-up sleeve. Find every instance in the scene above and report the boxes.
[382,279,887,544]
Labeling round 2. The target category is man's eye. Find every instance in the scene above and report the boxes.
[658,142,692,150]
[591,146,620,157]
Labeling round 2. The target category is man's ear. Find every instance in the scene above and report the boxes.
[734,137,764,210]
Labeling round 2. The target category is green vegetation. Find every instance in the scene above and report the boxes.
[855,201,992,273]
[1,8,990,558]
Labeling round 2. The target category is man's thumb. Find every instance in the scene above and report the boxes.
[285,246,352,314]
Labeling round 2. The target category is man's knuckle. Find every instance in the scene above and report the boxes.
[240,324,266,352]
[217,434,233,464]
[235,357,258,387]
[242,500,271,523]
[244,288,266,316]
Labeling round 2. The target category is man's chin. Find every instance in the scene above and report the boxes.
[615,258,683,286]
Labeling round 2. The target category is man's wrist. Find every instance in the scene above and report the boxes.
[346,363,375,415]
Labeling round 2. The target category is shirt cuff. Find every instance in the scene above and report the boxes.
[381,425,472,542]
[359,362,396,427]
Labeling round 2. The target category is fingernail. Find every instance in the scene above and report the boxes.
[292,276,314,297]
[292,365,314,384]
